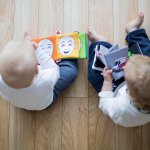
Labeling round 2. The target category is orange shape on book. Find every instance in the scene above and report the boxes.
[32,36,57,60]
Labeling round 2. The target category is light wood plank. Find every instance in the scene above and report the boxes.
[0,99,9,150]
[0,0,15,149]
[35,98,62,150]
[12,0,39,39]
[0,1,150,150]
[0,0,14,47]
[138,1,150,150]
[35,1,64,150]
[89,85,116,150]
[88,0,116,149]
[62,98,88,150]
[37,0,64,36]
[9,0,39,150]
[113,0,138,46]
[63,0,88,97]
[9,106,36,150]
[138,0,150,37]
[89,0,114,43]
[115,126,142,150]
[113,1,142,150]
[142,123,150,150]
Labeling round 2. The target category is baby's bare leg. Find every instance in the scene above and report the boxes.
[86,27,107,42]
[126,12,144,33]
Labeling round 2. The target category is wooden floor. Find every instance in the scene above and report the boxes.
[0,0,150,150]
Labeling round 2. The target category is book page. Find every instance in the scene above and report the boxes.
[104,46,128,80]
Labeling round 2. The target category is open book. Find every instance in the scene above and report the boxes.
[92,44,128,80]
[32,32,88,60]
[92,43,142,80]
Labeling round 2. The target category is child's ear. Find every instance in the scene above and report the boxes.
[32,42,38,49]
[24,31,32,40]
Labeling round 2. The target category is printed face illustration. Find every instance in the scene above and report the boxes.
[58,36,75,55]
[39,39,53,56]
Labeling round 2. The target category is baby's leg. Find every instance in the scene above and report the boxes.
[53,59,78,101]
[87,28,112,92]
[126,12,150,56]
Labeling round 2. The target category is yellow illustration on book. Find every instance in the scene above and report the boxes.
[32,32,88,60]
[56,32,79,59]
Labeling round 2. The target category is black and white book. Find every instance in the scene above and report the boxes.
[92,44,128,80]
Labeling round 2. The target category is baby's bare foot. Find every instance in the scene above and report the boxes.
[126,12,144,33]
[86,27,107,42]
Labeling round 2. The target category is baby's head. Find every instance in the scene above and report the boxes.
[124,55,150,110]
[0,37,38,89]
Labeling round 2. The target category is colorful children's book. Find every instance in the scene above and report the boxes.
[32,32,88,60]
[79,32,88,58]
[92,44,128,80]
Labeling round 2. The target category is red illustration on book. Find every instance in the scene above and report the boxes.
[112,57,127,72]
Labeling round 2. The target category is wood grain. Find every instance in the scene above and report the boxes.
[35,98,62,150]
[37,0,64,36]
[88,0,115,150]
[89,85,116,150]
[138,1,150,150]
[113,1,142,150]
[8,1,39,150]
[9,106,36,150]
[113,0,138,46]
[0,0,14,149]
[35,1,64,149]
[62,98,88,150]
[63,0,88,98]
[138,0,150,37]
[0,0,150,150]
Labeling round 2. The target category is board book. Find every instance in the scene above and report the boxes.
[92,43,142,80]
[32,32,88,60]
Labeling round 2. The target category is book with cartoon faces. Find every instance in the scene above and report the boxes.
[32,32,88,60]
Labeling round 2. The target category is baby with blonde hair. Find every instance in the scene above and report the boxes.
[125,55,150,111]
[88,12,150,127]
[0,32,78,110]
[0,38,38,89]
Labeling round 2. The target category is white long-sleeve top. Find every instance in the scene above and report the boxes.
[0,47,59,110]
[99,85,150,127]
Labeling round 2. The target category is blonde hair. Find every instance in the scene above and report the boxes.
[124,55,150,110]
[0,39,38,89]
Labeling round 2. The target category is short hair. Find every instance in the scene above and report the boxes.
[0,39,37,88]
[124,55,150,109]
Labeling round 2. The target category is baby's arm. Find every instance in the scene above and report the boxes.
[101,67,113,91]
[99,67,122,124]
[35,45,58,70]
[98,92,126,126]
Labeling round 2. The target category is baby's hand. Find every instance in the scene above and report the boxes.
[102,67,113,82]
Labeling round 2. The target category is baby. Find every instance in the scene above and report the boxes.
[87,12,150,127]
[0,32,78,110]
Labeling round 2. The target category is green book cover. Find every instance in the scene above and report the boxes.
[79,33,88,58]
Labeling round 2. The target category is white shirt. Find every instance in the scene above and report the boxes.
[99,85,150,127]
[0,47,59,110]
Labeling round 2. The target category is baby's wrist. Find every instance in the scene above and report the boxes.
[103,80,112,84]
[102,80,112,91]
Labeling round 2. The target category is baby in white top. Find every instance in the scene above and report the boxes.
[99,55,150,127]
[87,12,150,127]
[0,32,59,110]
